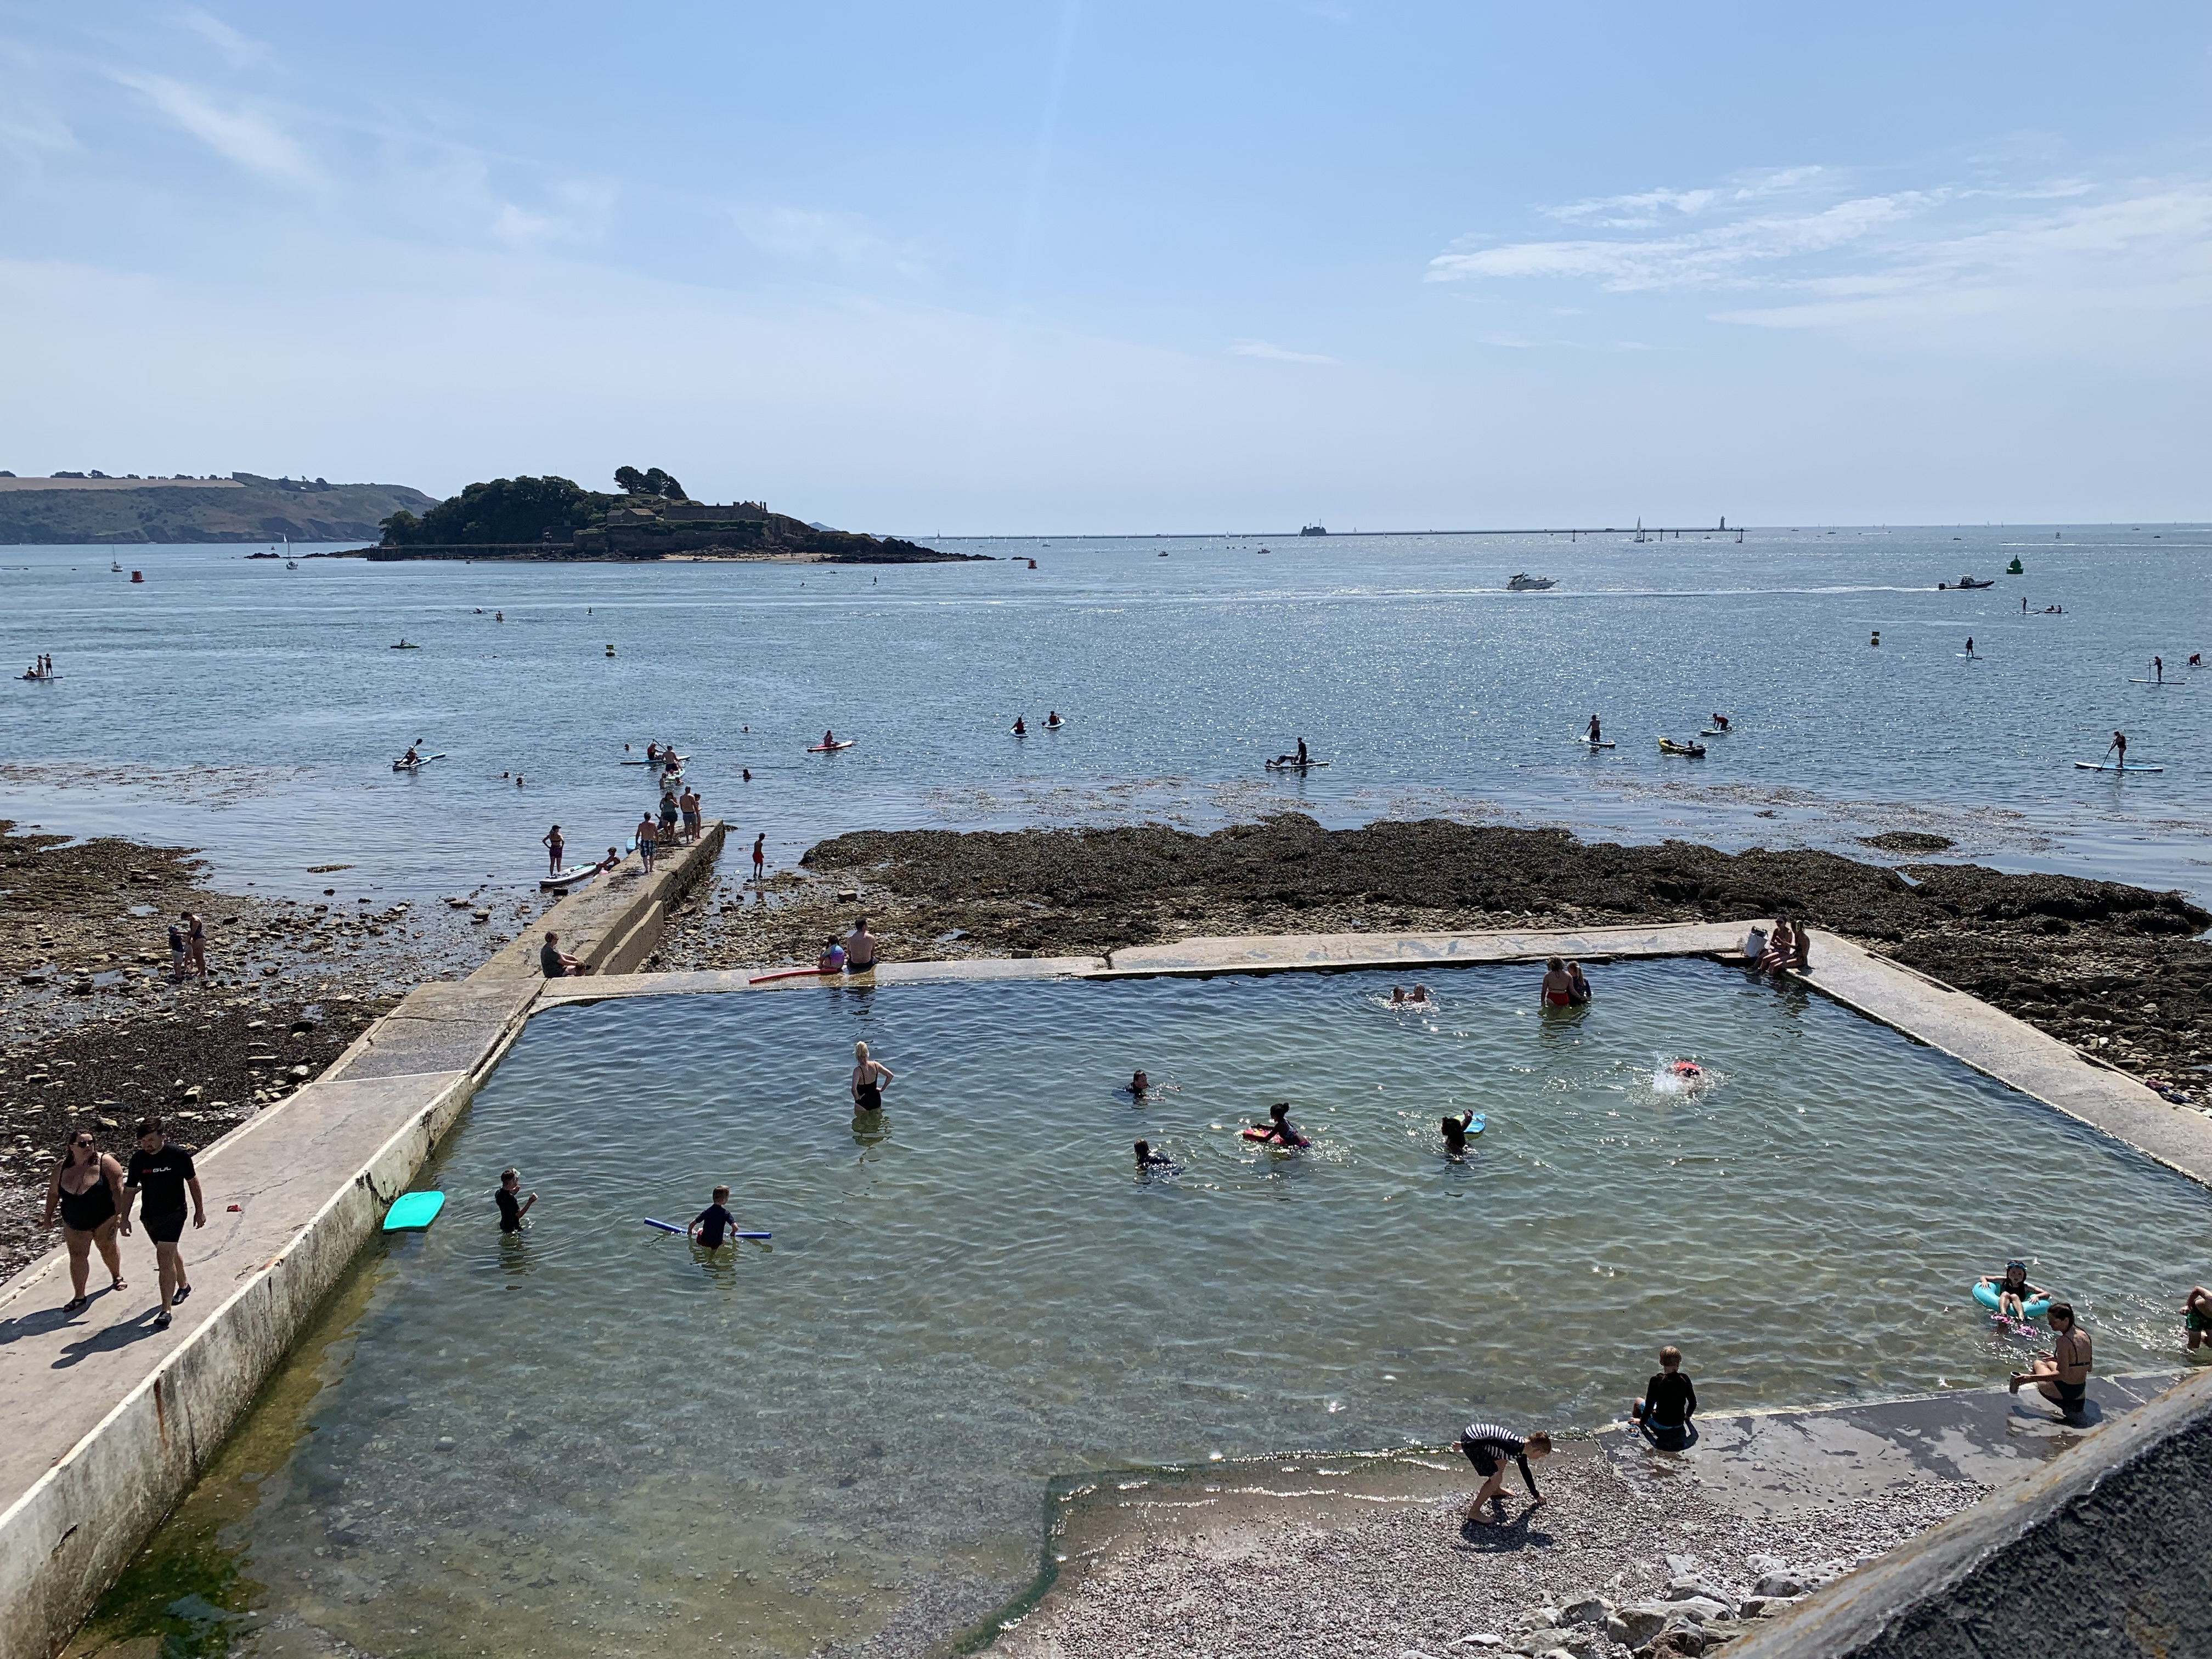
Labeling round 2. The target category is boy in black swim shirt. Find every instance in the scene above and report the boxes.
[495,1167,537,1233]
[690,1186,736,1249]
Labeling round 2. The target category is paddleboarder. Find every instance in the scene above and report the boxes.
[2111,731,2128,769]
[1586,714,1602,744]
[2152,656,2165,685]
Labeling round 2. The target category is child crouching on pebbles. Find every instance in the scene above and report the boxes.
[1455,1421,1549,1523]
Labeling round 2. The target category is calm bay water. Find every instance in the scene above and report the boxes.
[3,525,2208,903]
[77,962,2212,1658]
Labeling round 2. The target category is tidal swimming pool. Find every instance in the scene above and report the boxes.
[77,962,2212,1659]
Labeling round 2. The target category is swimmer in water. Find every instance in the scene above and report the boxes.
[1127,1069,1150,1100]
[1441,1110,1476,1156]
[1979,1260,2045,1322]
[850,1041,894,1111]
[1539,956,1576,1008]
[1134,1139,1175,1170]
[1248,1102,1310,1148]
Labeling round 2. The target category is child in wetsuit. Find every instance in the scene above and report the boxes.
[495,1168,537,1233]
[690,1186,737,1249]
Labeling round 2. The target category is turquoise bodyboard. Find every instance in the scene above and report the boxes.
[383,1190,447,1231]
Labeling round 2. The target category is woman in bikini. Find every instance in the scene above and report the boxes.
[851,1041,895,1112]
[44,1130,128,1313]
[1539,957,1577,1008]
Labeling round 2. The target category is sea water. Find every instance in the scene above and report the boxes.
[3,525,2209,905]
[76,961,2212,1658]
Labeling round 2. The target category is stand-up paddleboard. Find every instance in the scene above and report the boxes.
[2074,761,2165,772]
[540,864,599,890]
[749,966,833,983]
[1577,737,1617,748]
[1956,653,1981,660]
[645,1218,771,1240]
[382,1190,445,1231]
[1265,758,1330,770]
[2127,679,2188,687]
[808,740,855,752]
[1699,727,1726,736]
[19,673,62,681]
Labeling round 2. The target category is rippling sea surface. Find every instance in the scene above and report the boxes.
[82,963,2212,1657]
[3,525,2208,901]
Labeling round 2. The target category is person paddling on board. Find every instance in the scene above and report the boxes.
[1708,712,1729,731]
[1248,1102,1309,1147]
[821,730,837,749]
[1012,715,1026,735]
[1965,637,1975,658]
[1046,710,1063,728]
[1586,714,1602,744]
[2152,656,2165,685]
[401,745,420,767]
[2109,731,2128,769]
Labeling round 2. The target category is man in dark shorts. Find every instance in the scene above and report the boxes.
[124,1119,205,1329]
[539,931,581,978]
[2012,1302,2093,1421]
[1455,1420,1550,1523]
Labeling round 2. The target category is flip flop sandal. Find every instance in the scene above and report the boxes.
[64,1297,88,1314]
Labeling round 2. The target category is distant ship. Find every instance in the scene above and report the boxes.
[1506,573,1557,591]
[1299,524,1328,537]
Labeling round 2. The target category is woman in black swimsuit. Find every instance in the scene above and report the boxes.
[44,1131,128,1313]
[851,1041,895,1113]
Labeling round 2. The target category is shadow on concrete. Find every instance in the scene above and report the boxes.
[52,1311,168,1368]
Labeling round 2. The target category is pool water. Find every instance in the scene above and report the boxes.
[77,962,2212,1658]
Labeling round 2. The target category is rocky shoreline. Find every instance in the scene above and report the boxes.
[654,814,2210,1095]
[0,820,519,1283]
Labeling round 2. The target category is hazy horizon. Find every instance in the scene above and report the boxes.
[3,3,2207,531]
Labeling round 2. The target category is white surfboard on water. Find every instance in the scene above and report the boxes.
[2074,761,2165,772]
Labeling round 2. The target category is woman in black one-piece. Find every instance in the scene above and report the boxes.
[44,1132,127,1313]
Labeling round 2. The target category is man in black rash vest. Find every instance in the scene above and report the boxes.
[1454,1420,1550,1524]
[123,1118,205,1329]
[1629,1345,1698,1449]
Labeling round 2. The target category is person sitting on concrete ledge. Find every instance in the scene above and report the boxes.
[2185,1286,2212,1351]
[539,930,582,978]
[2011,1301,2092,1421]
[1629,1345,1697,1450]
[844,917,877,972]
[592,846,623,876]
[1758,918,1809,973]
[817,936,847,973]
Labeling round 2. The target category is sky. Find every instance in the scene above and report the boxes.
[1,2,2207,532]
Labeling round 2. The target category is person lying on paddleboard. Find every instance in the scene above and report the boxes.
[1980,1261,2046,1321]
[1709,712,1730,731]
[1246,1102,1309,1147]
[1440,1110,1477,1156]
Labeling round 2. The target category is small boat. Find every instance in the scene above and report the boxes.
[390,640,421,650]
[285,559,298,569]
[391,752,446,772]
[1658,738,1707,757]
[1506,574,1556,592]
[1939,576,1995,590]
[129,571,143,583]
[110,560,122,572]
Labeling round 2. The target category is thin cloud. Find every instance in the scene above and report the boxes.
[176,8,270,66]
[112,71,319,185]
[1232,338,1338,364]
[737,206,926,278]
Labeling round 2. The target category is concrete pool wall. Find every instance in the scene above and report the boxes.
[4,882,2210,1659]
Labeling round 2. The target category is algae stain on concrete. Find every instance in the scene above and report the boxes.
[65,1251,396,1659]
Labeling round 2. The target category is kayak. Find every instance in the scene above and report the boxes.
[808,741,855,752]
[1265,758,1329,770]
[1658,740,1706,757]
[391,753,447,772]
[2074,761,2165,772]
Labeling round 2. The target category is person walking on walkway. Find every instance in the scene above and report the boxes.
[636,813,658,875]
[123,1119,204,1329]
[44,1130,128,1313]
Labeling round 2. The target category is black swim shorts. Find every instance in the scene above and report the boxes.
[142,1209,187,1245]
[1460,1442,1499,1479]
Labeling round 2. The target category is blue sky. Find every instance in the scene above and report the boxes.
[2,2,2207,530]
